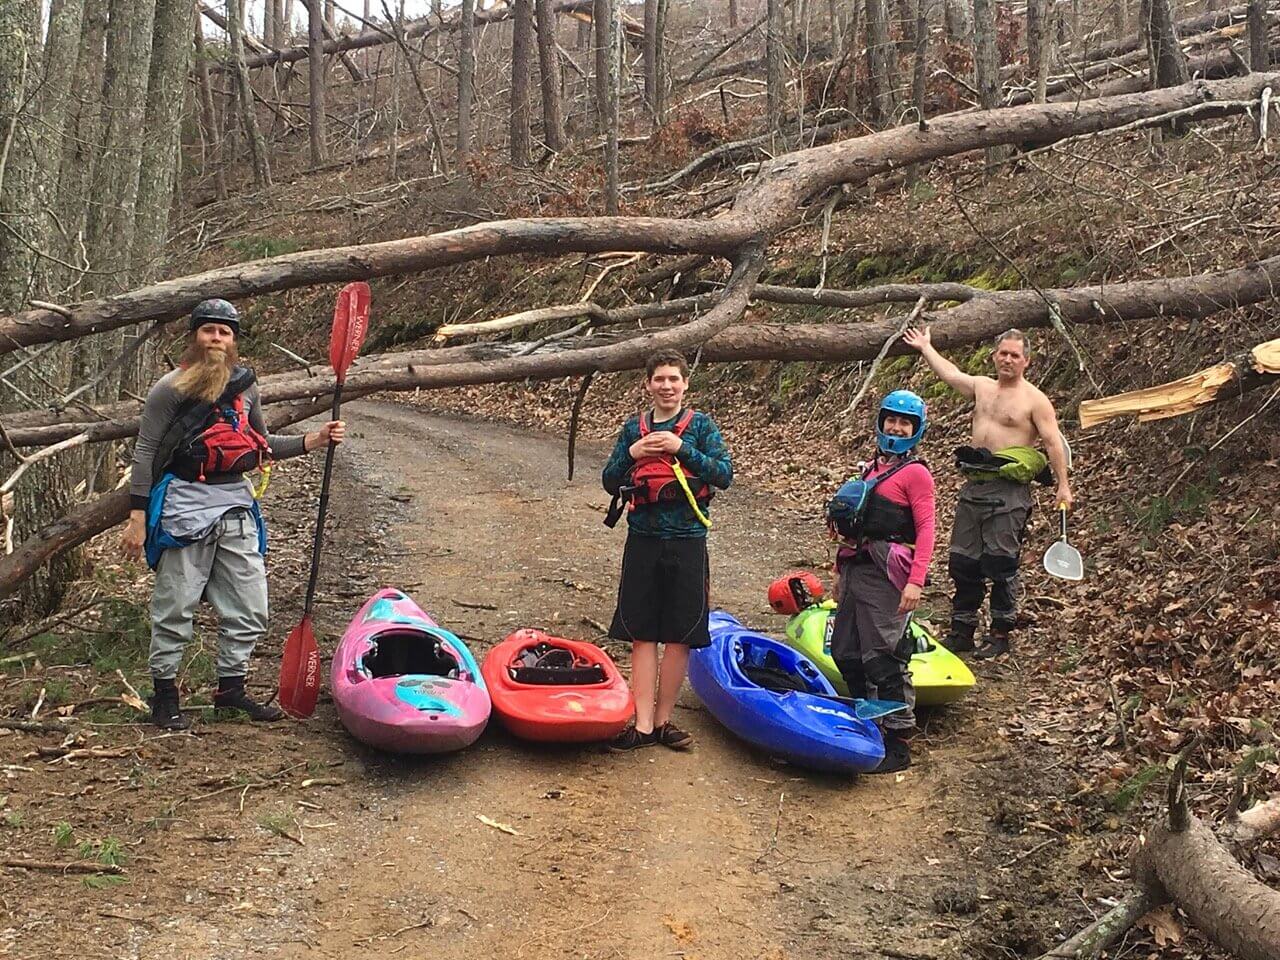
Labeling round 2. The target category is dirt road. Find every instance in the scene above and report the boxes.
[4,403,1064,960]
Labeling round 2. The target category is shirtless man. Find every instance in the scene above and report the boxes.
[902,326,1072,658]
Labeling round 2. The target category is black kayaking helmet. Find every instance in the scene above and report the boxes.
[190,298,240,337]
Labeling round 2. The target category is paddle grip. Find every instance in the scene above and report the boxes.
[1058,503,1068,541]
[302,383,345,614]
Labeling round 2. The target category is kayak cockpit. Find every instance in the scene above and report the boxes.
[358,628,465,681]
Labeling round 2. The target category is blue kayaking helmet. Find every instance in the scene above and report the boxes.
[876,390,927,455]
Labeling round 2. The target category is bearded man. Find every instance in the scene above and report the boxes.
[121,299,345,729]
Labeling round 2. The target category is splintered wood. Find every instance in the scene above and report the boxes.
[1079,337,1279,429]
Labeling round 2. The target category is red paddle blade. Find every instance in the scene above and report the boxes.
[329,282,371,383]
[279,615,322,719]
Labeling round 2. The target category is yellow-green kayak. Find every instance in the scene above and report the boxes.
[783,600,975,706]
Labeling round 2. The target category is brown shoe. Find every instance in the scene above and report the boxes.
[655,721,694,750]
[973,632,1011,660]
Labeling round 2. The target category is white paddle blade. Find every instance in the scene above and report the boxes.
[1043,541,1084,581]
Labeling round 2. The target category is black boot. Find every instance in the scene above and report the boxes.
[869,729,911,775]
[213,676,285,721]
[149,678,192,731]
[973,630,1011,660]
[941,622,977,653]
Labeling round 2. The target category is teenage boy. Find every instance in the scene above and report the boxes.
[602,350,733,750]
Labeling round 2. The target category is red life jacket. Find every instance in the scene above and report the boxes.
[171,386,273,483]
[626,410,713,508]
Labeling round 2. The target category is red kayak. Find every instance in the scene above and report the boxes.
[480,630,634,743]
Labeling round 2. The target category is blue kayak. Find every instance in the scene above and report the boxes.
[688,610,886,774]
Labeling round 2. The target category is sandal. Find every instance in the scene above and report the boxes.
[655,721,694,750]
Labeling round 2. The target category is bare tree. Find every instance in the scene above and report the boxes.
[1113,0,1128,37]
[767,0,785,133]
[534,0,567,150]
[972,0,1004,165]
[34,0,86,242]
[510,0,533,165]
[307,0,326,164]
[866,0,896,125]
[945,0,973,42]
[1248,0,1270,69]
[191,11,226,200]
[643,0,669,124]
[265,0,276,45]
[593,0,609,130]
[729,0,738,28]
[133,0,195,281]
[55,0,107,291]
[228,0,272,185]
[602,0,619,213]
[1145,0,1189,88]
[84,0,158,290]
[1027,0,1049,102]
[458,0,475,165]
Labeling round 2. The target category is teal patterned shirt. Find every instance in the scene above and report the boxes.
[602,410,733,539]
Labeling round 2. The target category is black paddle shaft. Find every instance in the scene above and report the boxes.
[302,386,344,615]
[1059,505,1068,541]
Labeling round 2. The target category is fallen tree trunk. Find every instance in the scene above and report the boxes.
[1043,748,1280,960]
[1133,815,1280,960]
[4,73,1277,358]
[1068,4,1256,68]
[1078,338,1280,428]
[200,3,269,54]
[9,255,1280,449]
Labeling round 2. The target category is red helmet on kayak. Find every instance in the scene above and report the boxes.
[767,571,825,615]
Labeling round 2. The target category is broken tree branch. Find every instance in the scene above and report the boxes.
[1078,337,1280,428]
[3,74,1275,358]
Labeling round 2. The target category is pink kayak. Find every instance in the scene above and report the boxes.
[331,588,491,753]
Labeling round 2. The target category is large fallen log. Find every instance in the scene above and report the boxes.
[1042,749,1280,960]
[1078,338,1280,428]
[6,255,1280,448]
[3,73,1277,358]
[1068,4,1257,68]
[1,268,1275,595]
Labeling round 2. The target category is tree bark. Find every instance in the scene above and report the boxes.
[227,0,271,186]
[944,0,973,42]
[458,0,475,165]
[534,0,567,150]
[1027,0,1050,102]
[603,0,620,214]
[593,0,609,130]
[1248,0,1270,69]
[767,0,786,133]
[912,0,929,122]
[83,0,157,293]
[34,0,85,242]
[1133,813,1280,960]
[972,0,1005,165]
[866,0,896,125]
[1145,0,1190,88]
[729,0,739,28]
[306,0,326,165]
[510,0,533,165]
[132,0,195,282]
[192,11,227,200]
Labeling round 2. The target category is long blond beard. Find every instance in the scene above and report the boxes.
[174,341,238,402]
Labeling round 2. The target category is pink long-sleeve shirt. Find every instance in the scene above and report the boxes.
[836,459,936,587]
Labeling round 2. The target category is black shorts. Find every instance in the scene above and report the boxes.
[608,534,711,648]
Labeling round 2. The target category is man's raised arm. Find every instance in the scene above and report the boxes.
[902,326,978,399]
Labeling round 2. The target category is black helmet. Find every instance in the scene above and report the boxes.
[190,298,240,336]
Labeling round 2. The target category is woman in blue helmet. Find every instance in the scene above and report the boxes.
[825,390,936,773]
